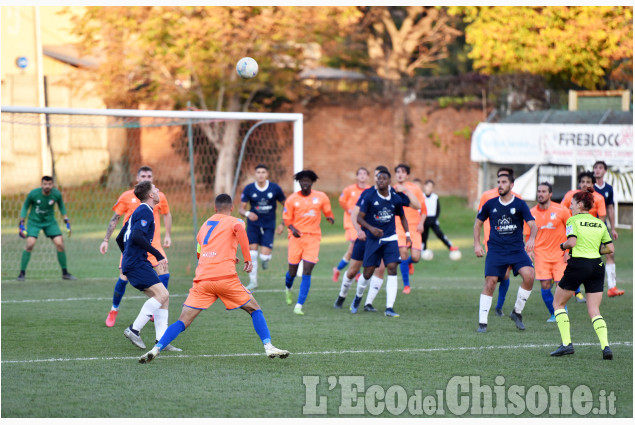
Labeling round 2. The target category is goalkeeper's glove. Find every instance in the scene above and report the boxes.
[64,218,71,238]
[19,220,26,239]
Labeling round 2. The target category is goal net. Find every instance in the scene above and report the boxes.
[1,106,302,280]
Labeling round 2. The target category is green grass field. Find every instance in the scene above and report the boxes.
[1,196,632,418]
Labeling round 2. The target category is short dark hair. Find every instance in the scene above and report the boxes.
[134,180,153,201]
[497,167,514,177]
[377,169,391,179]
[294,170,318,182]
[215,193,233,208]
[375,165,389,174]
[137,165,152,174]
[395,163,411,175]
[255,164,268,171]
[356,167,369,175]
[498,173,515,183]
[41,176,53,183]
[538,181,553,193]
[593,161,608,170]
[573,191,594,210]
[578,171,596,184]
[424,179,434,185]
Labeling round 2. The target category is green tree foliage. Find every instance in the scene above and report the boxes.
[449,6,633,89]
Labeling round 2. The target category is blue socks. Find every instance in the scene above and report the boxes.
[112,278,128,309]
[541,287,555,315]
[496,278,510,309]
[159,273,170,289]
[156,320,186,350]
[285,271,295,289]
[400,259,410,287]
[337,259,349,271]
[251,310,271,344]
[298,275,311,305]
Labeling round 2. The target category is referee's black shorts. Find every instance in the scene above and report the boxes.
[558,257,605,293]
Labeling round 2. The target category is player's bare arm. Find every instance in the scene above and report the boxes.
[239,201,258,221]
[100,212,121,254]
[351,205,366,241]
[607,204,618,240]
[525,220,537,253]
[399,212,412,248]
[473,218,485,257]
[399,186,421,210]
[163,212,172,248]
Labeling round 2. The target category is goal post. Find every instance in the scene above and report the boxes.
[1,105,303,279]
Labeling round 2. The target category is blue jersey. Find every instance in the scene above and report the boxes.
[121,204,156,272]
[356,186,410,208]
[358,188,406,241]
[477,196,534,252]
[594,182,614,207]
[240,181,286,229]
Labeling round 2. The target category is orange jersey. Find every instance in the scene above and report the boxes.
[395,181,427,230]
[339,183,371,230]
[112,189,170,247]
[525,202,570,263]
[283,190,334,236]
[478,187,522,245]
[195,214,250,281]
[560,190,606,219]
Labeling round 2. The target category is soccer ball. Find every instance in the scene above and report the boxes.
[421,249,434,261]
[236,57,258,79]
[449,249,462,261]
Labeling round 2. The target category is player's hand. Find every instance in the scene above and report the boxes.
[64,218,71,238]
[275,223,284,235]
[244,261,253,273]
[393,183,405,192]
[326,217,335,225]
[525,238,535,254]
[611,229,618,241]
[474,244,484,258]
[563,251,570,263]
[156,258,168,269]
[416,221,424,234]
[100,240,108,254]
[19,220,26,239]
[248,212,258,221]
[370,227,383,238]
[406,236,412,248]
[356,229,366,241]
[163,235,172,248]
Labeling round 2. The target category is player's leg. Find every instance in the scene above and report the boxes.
[124,267,169,349]
[241,295,289,358]
[398,246,412,290]
[421,218,432,251]
[333,238,354,282]
[148,246,170,289]
[478,275,500,332]
[18,235,38,281]
[495,267,511,316]
[509,261,534,331]
[247,224,261,289]
[550,283,576,356]
[50,234,76,280]
[258,228,275,271]
[295,259,316,315]
[106,271,129,327]
[364,263,385,311]
[384,260,400,317]
[431,220,454,250]
[335,239,365,308]
[585,262,612,359]
[140,305,201,363]
[284,236,302,305]
[541,280,556,321]
[605,253,623,297]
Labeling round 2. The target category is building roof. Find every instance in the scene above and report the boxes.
[43,45,98,68]
[498,109,633,125]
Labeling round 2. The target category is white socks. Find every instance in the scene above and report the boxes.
[339,274,354,298]
[606,263,616,289]
[132,297,162,331]
[479,294,493,324]
[153,308,169,340]
[365,275,384,305]
[356,276,369,298]
[259,253,272,262]
[514,287,532,314]
[385,275,398,309]
[248,250,259,284]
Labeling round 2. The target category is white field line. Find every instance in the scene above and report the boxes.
[1,341,632,365]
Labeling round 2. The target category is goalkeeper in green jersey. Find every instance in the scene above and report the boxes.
[17,176,76,281]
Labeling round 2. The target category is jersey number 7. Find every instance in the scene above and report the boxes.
[203,220,219,245]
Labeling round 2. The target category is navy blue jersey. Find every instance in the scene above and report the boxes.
[240,181,286,228]
[358,188,406,241]
[121,204,156,272]
[356,186,410,208]
[477,196,534,252]
[594,182,614,207]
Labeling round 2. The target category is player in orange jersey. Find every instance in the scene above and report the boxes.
[138,194,289,363]
[332,167,371,282]
[525,182,571,322]
[100,166,173,329]
[393,163,426,294]
[283,170,335,315]
[477,167,521,317]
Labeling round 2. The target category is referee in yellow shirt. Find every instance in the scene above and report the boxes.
[550,191,615,360]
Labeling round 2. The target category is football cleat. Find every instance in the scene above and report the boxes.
[265,345,290,359]
[477,323,487,333]
[124,326,146,349]
[332,267,340,283]
[106,310,118,327]
[363,304,378,312]
[607,287,624,297]
[547,314,556,323]
[402,285,411,294]
[550,343,574,357]
[139,346,161,364]
[16,272,25,282]
[509,310,525,330]
[575,292,586,303]
[333,296,346,309]
[62,273,77,281]
[156,340,182,352]
[293,305,304,316]
[494,308,504,317]
[246,281,258,291]
[285,288,293,305]
[602,346,613,360]
[350,296,362,314]
[408,263,414,275]
[384,308,400,318]
[261,259,270,270]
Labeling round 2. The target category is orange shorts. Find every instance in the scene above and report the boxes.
[397,226,422,251]
[119,241,167,269]
[288,233,321,264]
[344,227,358,242]
[184,275,251,310]
[534,258,567,282]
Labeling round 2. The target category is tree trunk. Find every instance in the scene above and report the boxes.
[212,92,242,195]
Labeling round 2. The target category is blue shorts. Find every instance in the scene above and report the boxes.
[484,249,533,279]
[123,262,161,291]
[246,224,275,249]
[351,238,367,262]
[363,239,400,268]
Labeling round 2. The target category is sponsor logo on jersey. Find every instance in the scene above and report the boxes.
[141,220,148,227]
[312,197,319,204]
[49,200,55,205]
[551,212,557,220]
[267,192,273,198]
[510,208,516,215]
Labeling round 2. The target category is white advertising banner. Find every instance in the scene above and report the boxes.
[471,123,633,167]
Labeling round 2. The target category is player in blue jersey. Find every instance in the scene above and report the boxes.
[239,164,287,290]
[474,173,537,332]
[116,181,179,352]
[593,160,623,297]
[354,169,411,317]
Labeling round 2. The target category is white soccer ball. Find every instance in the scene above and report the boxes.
[449,249,462,261]
[236,57,258,79]
[421,249,434,261]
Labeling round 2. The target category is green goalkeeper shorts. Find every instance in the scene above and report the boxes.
[26,221,62,239]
